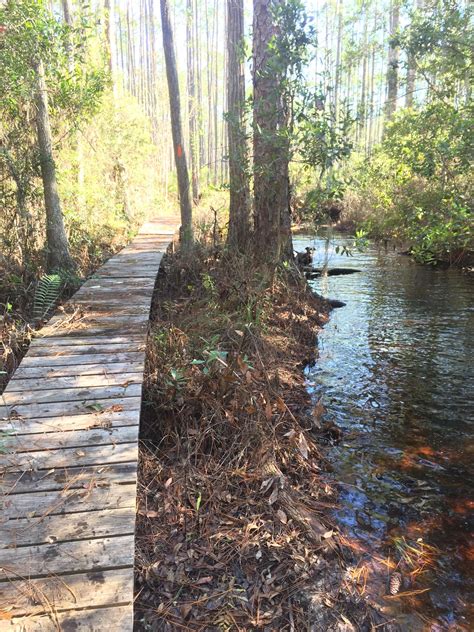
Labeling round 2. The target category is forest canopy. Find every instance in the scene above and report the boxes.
[0,0,472,278]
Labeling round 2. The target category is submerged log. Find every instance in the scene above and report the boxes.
[328,299,346,308]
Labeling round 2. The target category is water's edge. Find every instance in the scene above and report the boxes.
[295,231,474,630]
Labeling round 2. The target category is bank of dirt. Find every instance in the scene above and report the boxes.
[134,247,394,631]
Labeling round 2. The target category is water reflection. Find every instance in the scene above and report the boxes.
[295,231,474,630]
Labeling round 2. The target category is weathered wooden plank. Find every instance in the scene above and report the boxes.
[45,324,149,339]
[45,317,149,331]
[30,335,144,347]
[3,425,139,453]
[1,462,137,495]
[1,482,136,520]
[111,256,163,265]
[75,281,154,293]
[1,398,140,422]
[19,352,144,368]
[8,372,142,392]
[81,275,156,287]
[0,535,134,579]
[0,605,133,631]
[0,408,140,435]
[1,507,136,547]
[12,362,144,380]
[69,292,152,304]
[82,276,155,287]
[0,442,138,471]
[92,269,159,279]
[0,568,133,618]
[2,384,142,406]
[27,343,144,358]
[94,260,159,269]
[46,305,152,318]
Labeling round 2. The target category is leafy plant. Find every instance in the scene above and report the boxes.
[32,273,64,320]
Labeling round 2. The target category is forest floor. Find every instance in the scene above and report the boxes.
[134,245,394,631]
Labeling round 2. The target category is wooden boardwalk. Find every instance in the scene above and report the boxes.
[0,217,179,631]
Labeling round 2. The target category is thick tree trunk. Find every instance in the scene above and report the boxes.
[226,0,250,252]
[33,58,75,272]
[385,0,400,121]
[160,0,193,249]
[253,0,291,263]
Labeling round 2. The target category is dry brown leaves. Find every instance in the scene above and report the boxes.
[134,251,374,631]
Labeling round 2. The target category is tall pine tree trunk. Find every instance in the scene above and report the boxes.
[33,58,75,272]
[160,0,193,249]
[405,0,423,107]
[385,0,400,121]
[334,0,343,118]
[253,0,291,263]
[187,0,200,203]
[226,0,250,251]
[61,0,73,30]
[104,0,117,97]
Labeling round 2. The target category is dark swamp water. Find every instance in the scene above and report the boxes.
[293,232,473,631]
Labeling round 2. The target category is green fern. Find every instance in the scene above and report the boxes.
[33,273,64,321]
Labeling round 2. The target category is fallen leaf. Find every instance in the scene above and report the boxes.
[276,509,288,524]
[276,396,286,412]
[195,576,213,584]
[298,433,310,459]
[265,401,272,420]
[139,510,159,518]
[268,486,279,505]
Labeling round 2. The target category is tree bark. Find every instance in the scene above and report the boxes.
[226,0,250,251]
[359,8,368,146]
[253,0,291,264]
[405,0,423,108]
[61,0,73,25]
[385,0,400,121]
[160,0,193,249]
[104,0,117,97]
[187,0,200,204]
[334,0,343,118]
[33,58,75,272]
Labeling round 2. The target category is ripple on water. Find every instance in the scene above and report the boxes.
[295,231,474,629]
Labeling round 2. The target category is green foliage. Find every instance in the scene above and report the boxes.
[0,1,160,277]
[270,0,315,87]
[32,273,64,320]
[32,268,80,320]
[344,0,473,265]
[400,0,473,100]
[0,0,106,270]
[296,93,354,178]
[349,119,473,264]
